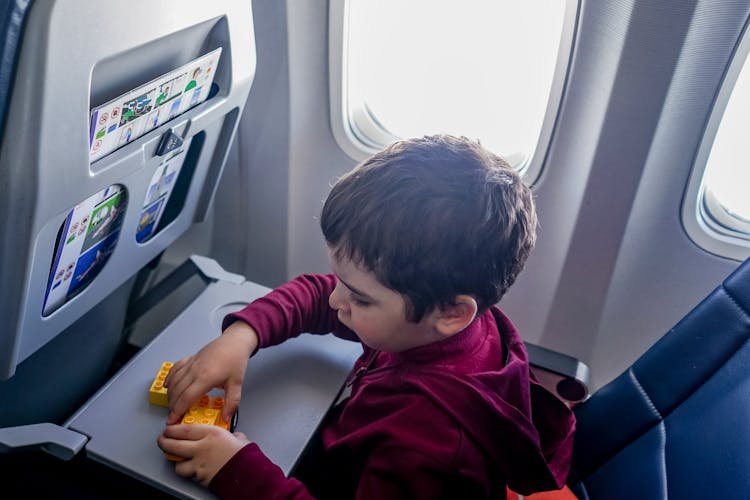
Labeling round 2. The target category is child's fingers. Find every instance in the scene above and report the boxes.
[223,380,242,422]
[164,356,191,388]
[166,376,205,425]
[164,358,196,423]
[167,384,209,425]
[165,358,197,399]
[158,424,216,461]
[157,432,195,459]
[162,423,213,440]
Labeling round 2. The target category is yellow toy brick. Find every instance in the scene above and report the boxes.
[181,406,221,425]
[151,362,238,461]
[166,396,232,461]
[211,400,231,430]
[148,361,173,407]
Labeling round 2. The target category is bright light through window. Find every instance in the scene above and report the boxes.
[344,0,570,170]
[703,50,750,233]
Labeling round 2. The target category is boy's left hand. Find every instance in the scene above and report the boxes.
[157,424,250,486]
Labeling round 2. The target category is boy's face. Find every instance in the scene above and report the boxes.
[327,247,441,352]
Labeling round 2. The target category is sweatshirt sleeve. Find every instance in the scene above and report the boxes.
[221,274,358,348]
[209,443,316,500]
[209,442,481,500]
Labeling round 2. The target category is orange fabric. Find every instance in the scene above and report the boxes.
[506,486,578,499]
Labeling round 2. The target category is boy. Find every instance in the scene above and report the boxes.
[158,135,575,499]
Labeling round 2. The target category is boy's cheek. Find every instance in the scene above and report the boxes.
[336,310,353,329]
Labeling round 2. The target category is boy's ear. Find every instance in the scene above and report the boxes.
[434,295,478,338]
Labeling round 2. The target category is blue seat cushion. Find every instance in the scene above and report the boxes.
[569,257,750,498]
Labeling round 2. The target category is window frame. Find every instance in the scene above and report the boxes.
[328,0,580,184]
[683,19,750,262]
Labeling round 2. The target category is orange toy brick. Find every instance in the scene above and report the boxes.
[165,396,239,461]
[180,395,235,427]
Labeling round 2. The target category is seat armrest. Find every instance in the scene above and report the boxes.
[525,342,590,403]
[0,423,87,460]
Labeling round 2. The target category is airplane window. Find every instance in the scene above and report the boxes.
[701,51,750,236]
[332,0,574,179]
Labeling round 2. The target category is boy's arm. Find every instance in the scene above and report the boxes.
[206,440,474,500]
[209,443,316,500]
[223,273,356,350]
[165,321,257,424]
[166,274,355,424]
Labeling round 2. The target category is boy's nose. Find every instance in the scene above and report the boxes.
[329,282,348,312]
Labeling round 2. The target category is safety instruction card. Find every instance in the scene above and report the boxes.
[89,48,221,162]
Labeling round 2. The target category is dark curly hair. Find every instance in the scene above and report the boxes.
[321,135,537,322]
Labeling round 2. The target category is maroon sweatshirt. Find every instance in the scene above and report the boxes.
[210,274,575,499]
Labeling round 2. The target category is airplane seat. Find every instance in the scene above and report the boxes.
[567,256,750,499]
[0,0,129,427]
[0,8,359,497]
[0,1,29,141]
[0,0,256,433]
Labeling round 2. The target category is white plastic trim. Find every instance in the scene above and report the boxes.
[682,16,750,262]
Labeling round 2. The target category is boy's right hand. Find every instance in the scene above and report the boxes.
[164,321,259,425]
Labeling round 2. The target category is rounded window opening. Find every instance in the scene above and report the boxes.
[331,0,576,182]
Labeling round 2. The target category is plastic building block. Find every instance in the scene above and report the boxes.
[149,361,173,407]
[183,395,218,422]
[150,362,240,461]
[165,396,237,462]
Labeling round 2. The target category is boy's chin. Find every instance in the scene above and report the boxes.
[356,335,383,351]
[358,337,401,353]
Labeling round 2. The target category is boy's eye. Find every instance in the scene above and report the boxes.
[350,295,371,307]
